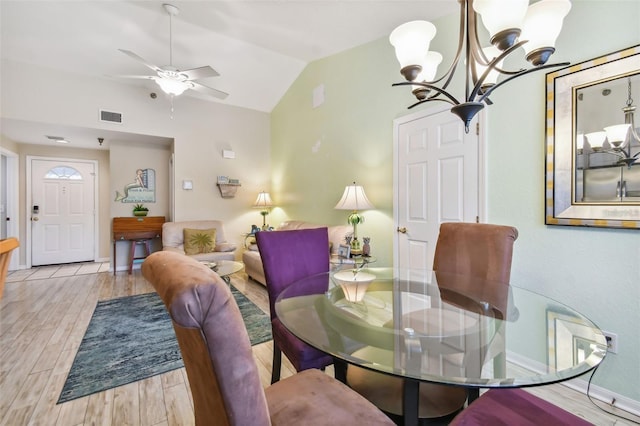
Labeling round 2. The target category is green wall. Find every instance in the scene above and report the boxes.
[271,38,409,266]
[272,0,640,404]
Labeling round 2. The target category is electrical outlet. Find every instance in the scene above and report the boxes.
[603,331,618,354]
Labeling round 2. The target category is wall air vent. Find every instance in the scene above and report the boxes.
[99,109,123,124]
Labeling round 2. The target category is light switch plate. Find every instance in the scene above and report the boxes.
[182,180,193,190]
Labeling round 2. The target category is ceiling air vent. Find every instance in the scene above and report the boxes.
[99,109,123,124]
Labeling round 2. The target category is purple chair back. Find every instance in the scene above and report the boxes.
[142,251,270,426]
[256,228,330,320]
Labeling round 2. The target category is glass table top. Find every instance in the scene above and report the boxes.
[275,268,607,389]
[202,260,244,277]
[330,255,377,266]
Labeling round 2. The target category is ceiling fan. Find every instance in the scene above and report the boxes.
[117,3,228,100]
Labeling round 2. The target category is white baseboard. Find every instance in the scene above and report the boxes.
[508,351,640,416]
[560,375,640,417]
[13,259,111,271]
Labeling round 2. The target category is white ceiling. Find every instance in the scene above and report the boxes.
[0,0,457,149]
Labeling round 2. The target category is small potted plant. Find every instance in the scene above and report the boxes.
[132,203,149,217]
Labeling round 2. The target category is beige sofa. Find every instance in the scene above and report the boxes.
[162,220,237,262]
[243,220,352,286]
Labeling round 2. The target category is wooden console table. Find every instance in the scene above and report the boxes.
[112,216,165,274]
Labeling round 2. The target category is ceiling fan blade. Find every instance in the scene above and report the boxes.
[118,49,162,73]
[180,66,220,80]
[112,75,157,80]
[190,81,229,100]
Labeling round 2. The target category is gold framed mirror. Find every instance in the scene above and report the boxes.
[545,45,640,229]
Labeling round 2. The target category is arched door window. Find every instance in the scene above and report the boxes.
[44,166,83,180]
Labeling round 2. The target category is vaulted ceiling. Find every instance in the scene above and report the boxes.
[1,0,457,148]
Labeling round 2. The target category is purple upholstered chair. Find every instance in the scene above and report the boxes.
[142,251,394,426]
[256,228,334,383]
[450,388,593,425]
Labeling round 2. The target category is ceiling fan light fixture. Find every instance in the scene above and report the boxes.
[117,2,227,106]
[156,77,191,96]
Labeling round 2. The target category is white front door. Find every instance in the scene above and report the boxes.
[394,107,482,272]
[30,158,96,266]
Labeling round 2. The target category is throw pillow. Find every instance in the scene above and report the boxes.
[183,228,217,255]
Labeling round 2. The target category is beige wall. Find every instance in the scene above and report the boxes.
[110,142,172,269]
[1,60,271,263]
[271,0,640,405]
[270,39,405,267]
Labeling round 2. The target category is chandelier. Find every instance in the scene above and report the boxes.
[581,77,640,169]
[390,0,571,132]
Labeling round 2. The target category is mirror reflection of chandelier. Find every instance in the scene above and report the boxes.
[389,0,571,132]
[581,77,640,169]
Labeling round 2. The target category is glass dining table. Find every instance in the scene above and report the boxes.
[275,268,607,426]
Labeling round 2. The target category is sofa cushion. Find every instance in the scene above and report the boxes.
[214,242,237,252]
[163,220,233,250]
[183,228,217,255]
[278,221,352,255]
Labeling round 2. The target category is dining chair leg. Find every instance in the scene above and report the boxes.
[468,388,479,404]
[271,344,282,384]
[333,358,347,383]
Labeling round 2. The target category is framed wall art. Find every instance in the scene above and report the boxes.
[545,45,640,229]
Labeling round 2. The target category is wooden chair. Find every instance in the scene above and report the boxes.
[141,251,394,426]
[255,228,334,383]
[0,237,19,299]
[0,237,20,299]
[346,222,518,422]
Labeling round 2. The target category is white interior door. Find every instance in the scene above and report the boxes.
[394,108,482,272]
[30,158,96,266]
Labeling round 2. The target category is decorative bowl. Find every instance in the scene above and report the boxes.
[332,270,375,302]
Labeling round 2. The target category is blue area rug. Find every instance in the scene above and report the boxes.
[57,286,271,404]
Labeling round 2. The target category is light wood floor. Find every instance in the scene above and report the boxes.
[1,264,638,426]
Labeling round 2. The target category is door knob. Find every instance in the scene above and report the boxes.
[32,216,39,221]
[397,227,407,233]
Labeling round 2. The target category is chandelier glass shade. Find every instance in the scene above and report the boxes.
[390,0,571,131]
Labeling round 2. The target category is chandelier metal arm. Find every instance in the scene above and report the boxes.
[624,80,640,142]
[425,0,467,89]
[408,97,456,110]
[479,41,529,75]
[467,40,540,102]
[477,61,570,104]
[466,0,481,100]
[469,41,528,102]
[393,81,460,105]
[603,149,640,169]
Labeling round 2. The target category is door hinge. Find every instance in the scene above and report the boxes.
[476,122,480,135]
